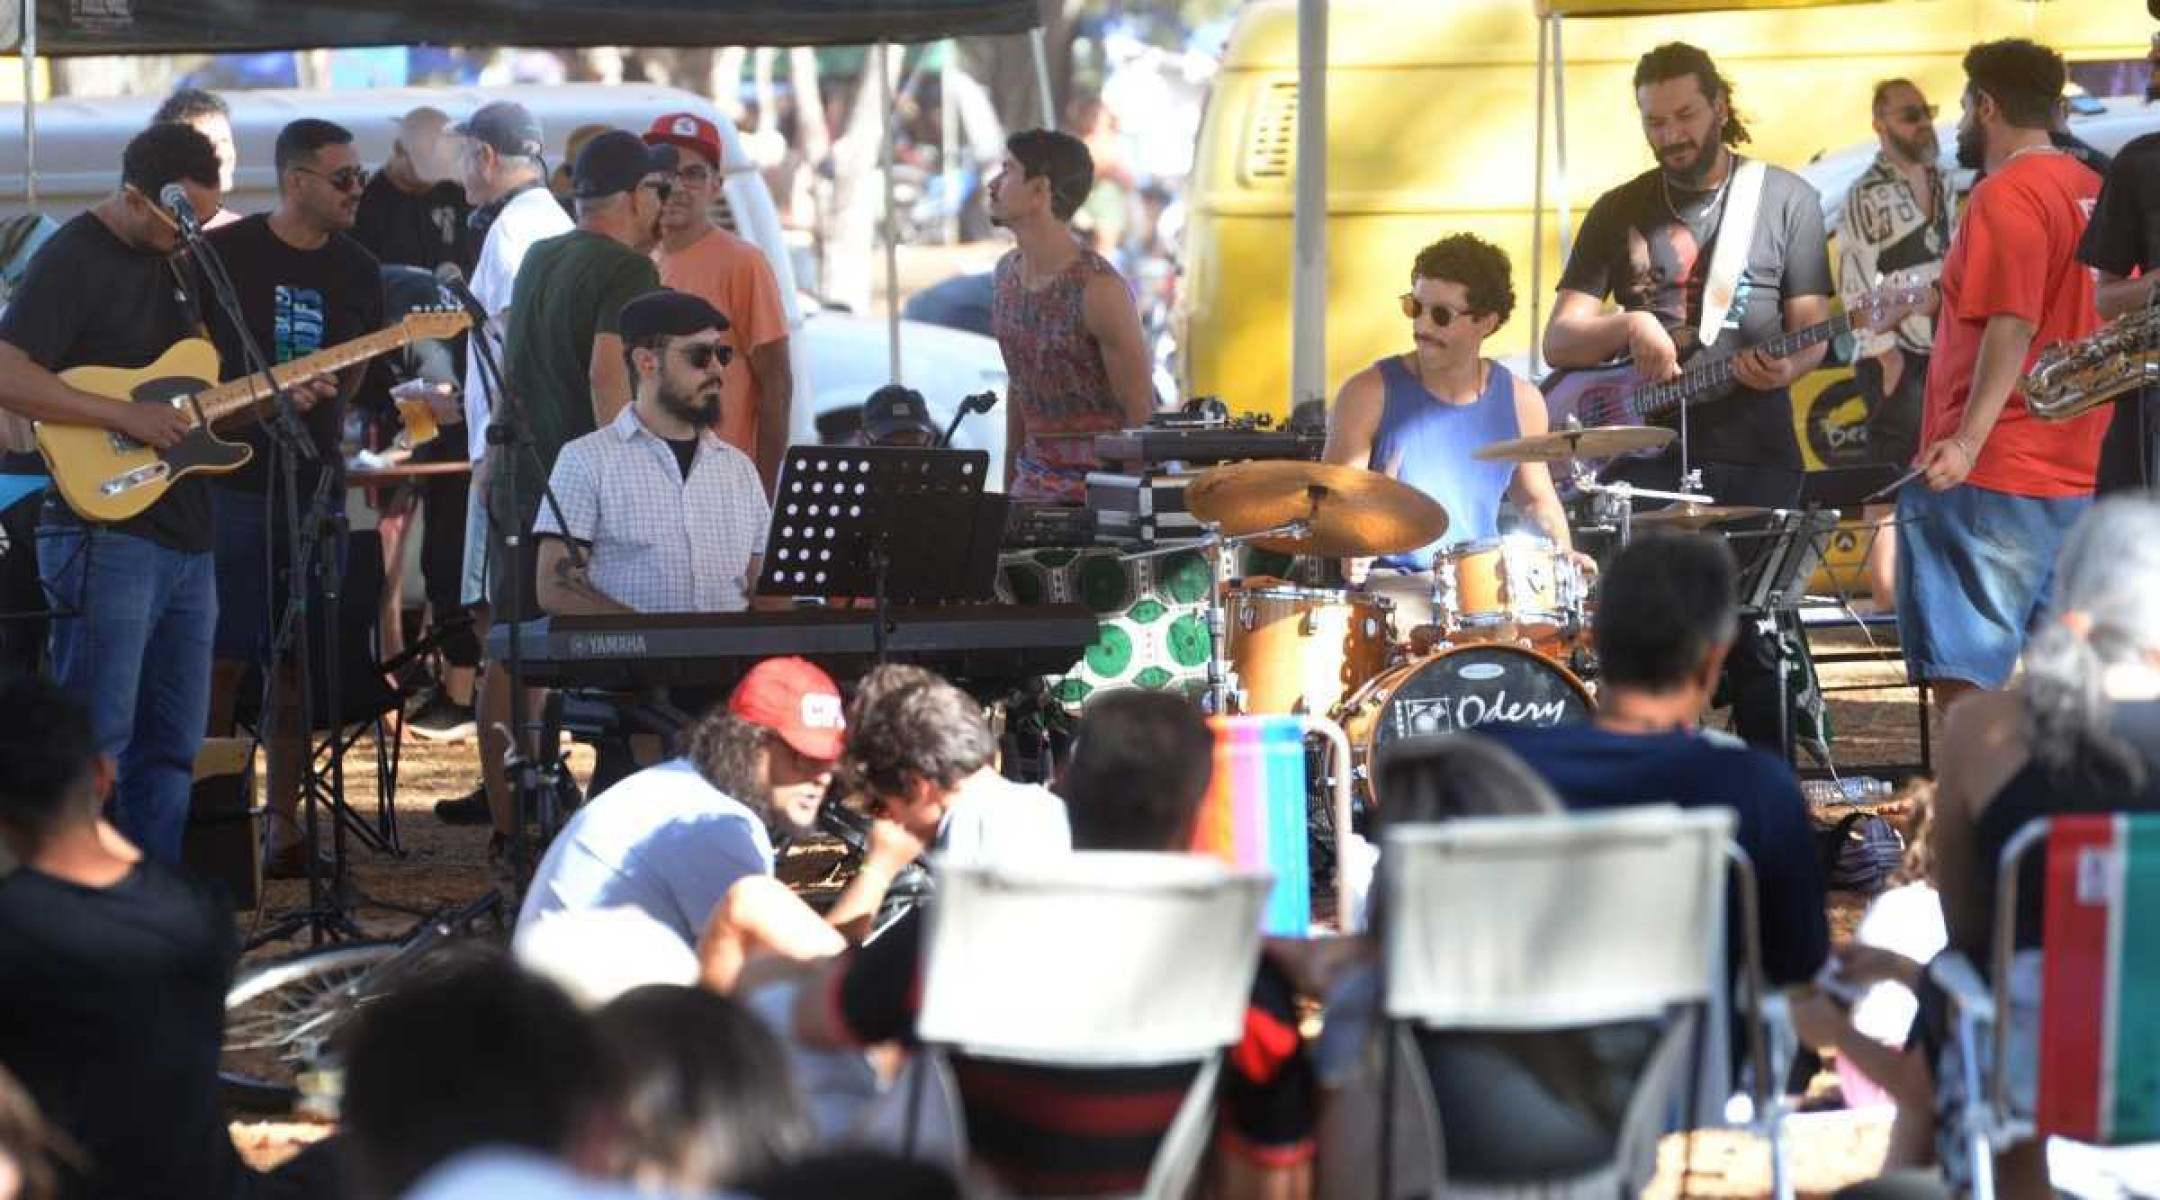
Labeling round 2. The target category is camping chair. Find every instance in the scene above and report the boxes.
[1193,713,1358,933]
[1374,807,1796,1200]
[900,852,1274,1198]
[1928,813,2160,1200]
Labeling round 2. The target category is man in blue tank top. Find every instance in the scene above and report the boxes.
[1322,234,1587,627]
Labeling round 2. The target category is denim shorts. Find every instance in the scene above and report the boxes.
[1895,482,2090,688]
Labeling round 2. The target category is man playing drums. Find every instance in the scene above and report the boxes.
[1322,233,1589,629]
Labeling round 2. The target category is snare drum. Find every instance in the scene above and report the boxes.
[1435,536,1581,639]
[1225,584,1394,715]
[1337,643,1593,806]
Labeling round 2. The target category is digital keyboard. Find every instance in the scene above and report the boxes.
[1093,426,1324,469]
[487,604,1098,692]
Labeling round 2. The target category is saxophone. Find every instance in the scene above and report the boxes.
[2024,302,2160,421]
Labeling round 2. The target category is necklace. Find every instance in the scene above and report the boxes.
[1660,151,1735,230]
[1999,142,2065,170]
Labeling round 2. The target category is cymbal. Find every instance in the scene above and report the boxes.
[1627,503,1772,530]
[1185,460,1449,557]
[1473,425,1677,463]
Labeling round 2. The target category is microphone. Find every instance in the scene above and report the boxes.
[938,390,1002,448]
[433,262,489,325]
[157,183,202,237]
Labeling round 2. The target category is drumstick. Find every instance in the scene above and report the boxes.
[1863,465,1926,504]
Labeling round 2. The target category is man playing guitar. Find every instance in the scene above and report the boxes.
[1543,41,1833,511]
[1543,42,1833,751]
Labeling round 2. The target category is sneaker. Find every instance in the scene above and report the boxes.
[409,692,477,742]
[433,785,491,826]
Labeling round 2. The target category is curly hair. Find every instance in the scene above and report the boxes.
[1633,42,1752,147]
[1410,233,1516,326]
[684,711,774,819]
[845,675,995,801]
[1962,38,2066,130]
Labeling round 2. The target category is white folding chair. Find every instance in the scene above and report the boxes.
[900,852,1274,1199]
[1374,806,1795,1200]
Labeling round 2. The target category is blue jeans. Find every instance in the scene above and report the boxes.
[1895,482,2090,689]
[38,523,217,863]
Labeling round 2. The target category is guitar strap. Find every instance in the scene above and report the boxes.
[1696,157,1767,349]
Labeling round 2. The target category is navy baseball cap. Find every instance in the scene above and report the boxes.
[573,130,676,200]
[863,385,938,442]
[452,101,543,160]
[619,289,730,342]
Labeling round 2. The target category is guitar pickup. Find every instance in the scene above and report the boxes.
[106,432,144,453]
[99,462,170,497]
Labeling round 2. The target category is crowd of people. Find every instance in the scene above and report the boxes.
[0,20,2153,1200]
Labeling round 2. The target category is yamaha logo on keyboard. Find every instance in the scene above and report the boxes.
[570,633,649,658]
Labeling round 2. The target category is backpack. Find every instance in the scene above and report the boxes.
[1816,809,1904,894]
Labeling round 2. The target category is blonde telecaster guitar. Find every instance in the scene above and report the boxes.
[39,309,470,523]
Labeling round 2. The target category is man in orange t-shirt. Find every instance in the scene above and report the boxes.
[1898,38,2106,711]
[644,112,792,492]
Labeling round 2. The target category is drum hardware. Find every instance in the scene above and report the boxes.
[1121,517,1312,715]
[1567,458,1715,545]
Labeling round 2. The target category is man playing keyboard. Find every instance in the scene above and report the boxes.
[534,289,771,615]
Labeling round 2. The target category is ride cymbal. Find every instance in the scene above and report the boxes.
[1472,425,1677,463]
[1627,503,1772,530]
[1185,460,1449,557]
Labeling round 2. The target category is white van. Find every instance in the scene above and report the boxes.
[0,82,1008,476]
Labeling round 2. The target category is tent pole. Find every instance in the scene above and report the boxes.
[940,45,958,243]
[878,42,902,383]
[1553,13,1571,264]
[1289,0,1327,414]
[1530,11,1548,375]
[1028,27,1054,127]
[22,0,36,209]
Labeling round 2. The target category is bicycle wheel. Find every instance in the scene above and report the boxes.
[222,940,401,1113]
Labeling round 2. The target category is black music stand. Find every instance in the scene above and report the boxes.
[1726,507,1840,767]
[755,446,1002,658]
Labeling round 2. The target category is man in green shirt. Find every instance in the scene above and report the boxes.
[478,130,672,877]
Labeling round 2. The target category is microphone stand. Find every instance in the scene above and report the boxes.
[937,391,1001,449]
[180,210,360,948]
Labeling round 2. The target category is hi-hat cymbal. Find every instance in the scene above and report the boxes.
[1628,503,1772,530]
[1185,460,1449,557]
[1473,425,1677,463]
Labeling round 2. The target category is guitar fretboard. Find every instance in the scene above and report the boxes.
[185,311,468,428]
[1618,315,1854,423]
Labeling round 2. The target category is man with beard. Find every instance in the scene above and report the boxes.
[1900,39,2106,715]
[1544,43,1832,750]
[645,111,793,492]
[513,656,850,956]
[532,289,768,615]
[986,129,1155,503]
[1323,233,1585,627]
[199,117,380,878]
[1840,79,1951,611]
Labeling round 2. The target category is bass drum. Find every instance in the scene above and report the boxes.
[1337,643,1593,807]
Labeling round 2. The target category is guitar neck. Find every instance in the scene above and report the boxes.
[192,326,417,426]
[1633,314,1852,421]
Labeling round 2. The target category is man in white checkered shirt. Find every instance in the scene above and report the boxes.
[534,290,770,614]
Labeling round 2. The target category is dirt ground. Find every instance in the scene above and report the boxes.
[227,626,1936,1197]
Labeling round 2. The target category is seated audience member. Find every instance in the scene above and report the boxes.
[534,289,771,617]
[789,690,1316,1198]
[1921,496,2160,1197]
[1315,734,1676,1198]
[517,657,903,957]
[700,668,1069,989]
[860,385,941,448]
[740,1151,962,1200]
[592,985,811,1192]
[0,675,250,1200]
[341,951,620,1200]
[1481,532,1829,986]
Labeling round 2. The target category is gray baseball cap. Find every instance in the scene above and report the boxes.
[453,101,543,160]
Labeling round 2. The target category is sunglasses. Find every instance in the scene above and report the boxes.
[1892,104,1938,123]
[640,178,674,202]
[1400,294,1475,326]
[674,342,733,370]
[294,165,369,192]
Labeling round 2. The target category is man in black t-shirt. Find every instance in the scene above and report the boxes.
[200,117,384,878]
[352,106,477,277]
[0,125,229,864]
[2078,124,2160,494]
[0,674,247,1200]
[1545,42,1834,509]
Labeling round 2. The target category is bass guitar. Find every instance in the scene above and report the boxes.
[39,309,470,523]
[1539,277,1931,477]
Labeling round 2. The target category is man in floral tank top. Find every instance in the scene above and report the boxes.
[987,129,1156,503]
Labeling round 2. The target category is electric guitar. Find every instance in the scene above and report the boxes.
[1539,276,1932,478]
[39,309,470,523]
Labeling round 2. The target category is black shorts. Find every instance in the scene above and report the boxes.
[1858,348,1929,470]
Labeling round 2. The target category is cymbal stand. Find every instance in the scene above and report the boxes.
[1568,459,1713,545]
[1121,517,1312,715]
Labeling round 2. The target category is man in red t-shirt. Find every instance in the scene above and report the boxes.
[1897,38,2105,711]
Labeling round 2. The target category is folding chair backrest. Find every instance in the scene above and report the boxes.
[1382,806,1733,1028]
[1193,715,1311,935]
[2027,814,2160,1145]
[916,852,1272,1065]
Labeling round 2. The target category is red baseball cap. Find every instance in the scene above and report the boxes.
[643,112,723,170]
[729,657,844,761]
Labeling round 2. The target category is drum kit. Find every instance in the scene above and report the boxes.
[1138,422,1765,804]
